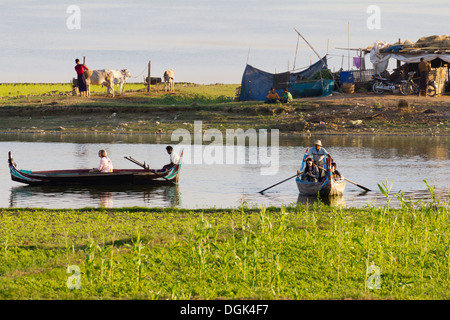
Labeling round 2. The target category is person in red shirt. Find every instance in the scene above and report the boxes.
[75,59,89,97]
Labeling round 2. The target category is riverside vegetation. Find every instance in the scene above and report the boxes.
[0,182,448,300]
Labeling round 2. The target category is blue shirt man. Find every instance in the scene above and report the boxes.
[304,140,333,178]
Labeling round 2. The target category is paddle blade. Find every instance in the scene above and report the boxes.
[344,178,371,192]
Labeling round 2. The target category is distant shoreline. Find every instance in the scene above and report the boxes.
[0,83,448,136]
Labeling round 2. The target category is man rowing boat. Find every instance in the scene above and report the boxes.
[303,140,333,179]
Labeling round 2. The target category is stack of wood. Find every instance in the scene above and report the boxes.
[341,82,355,94]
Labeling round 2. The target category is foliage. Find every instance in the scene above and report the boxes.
[0,184,448,300]
[309,69,334,80]
[0,83,72,97]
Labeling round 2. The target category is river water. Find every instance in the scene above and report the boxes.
[0,133,448,209]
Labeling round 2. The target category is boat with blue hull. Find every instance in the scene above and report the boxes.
[296,155,346,196]
[296,175,346,196]
[8,151,183,186]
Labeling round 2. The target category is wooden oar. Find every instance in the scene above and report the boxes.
[259,147,309,194]
[343,178,371,192]
[124,156,175,183]
[258,174,298,194]
[124,156,150,170]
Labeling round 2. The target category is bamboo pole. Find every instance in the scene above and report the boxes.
[294,28,326,68]
[293,34,300,70]
[348,22,350,70]
[293,28,328,91]
[147,60,151,93]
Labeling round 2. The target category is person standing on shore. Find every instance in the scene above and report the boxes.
[75,58,89,97]
[418,57,431,97]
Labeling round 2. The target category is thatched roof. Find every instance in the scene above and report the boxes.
[387,35,450,54]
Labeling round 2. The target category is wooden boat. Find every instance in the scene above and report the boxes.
[8,151,183,186]
[296,175,346,197]
[296,155,346,197]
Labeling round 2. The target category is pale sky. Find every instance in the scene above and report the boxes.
[0,0,449,83]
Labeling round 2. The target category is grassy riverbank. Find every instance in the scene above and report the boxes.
[0,83,448,136]
[1,191,448,300]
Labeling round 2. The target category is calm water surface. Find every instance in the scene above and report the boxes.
[0,133,448,209]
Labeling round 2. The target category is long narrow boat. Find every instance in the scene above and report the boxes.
[296,156,346,196]
[8,151,183,186]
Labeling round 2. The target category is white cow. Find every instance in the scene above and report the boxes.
[85,69,115,97]
[163,69,175,92]
[110,69,132,95]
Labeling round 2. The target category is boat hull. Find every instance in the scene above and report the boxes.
[8,152,182,186]
[296,176,346,197]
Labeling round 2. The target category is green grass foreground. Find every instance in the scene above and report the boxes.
[0,197,449,300]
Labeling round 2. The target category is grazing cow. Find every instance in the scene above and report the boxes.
[85,69,115,97]
[163,69,175,92]
[110,69,132,95]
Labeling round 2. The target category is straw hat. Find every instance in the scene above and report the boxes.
[314,140,322,146]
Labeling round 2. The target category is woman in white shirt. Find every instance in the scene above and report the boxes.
[90,149,113,173]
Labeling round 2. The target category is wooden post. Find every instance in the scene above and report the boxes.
[347,22,350,70]
[147,60,151,93]
[83,56,88,97]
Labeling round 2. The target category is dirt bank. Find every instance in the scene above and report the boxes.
[0,91,448,136]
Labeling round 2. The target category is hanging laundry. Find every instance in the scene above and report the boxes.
[353,57,362,69]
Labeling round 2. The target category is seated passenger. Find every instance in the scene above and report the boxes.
[265,87,280,104]
[90,149,113,173]
[152,146,180,173]
[331,162,342,180]
[301,157,319,182]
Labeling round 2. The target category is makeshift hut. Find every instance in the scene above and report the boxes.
[368,35,450,95]
[239,56,334,101]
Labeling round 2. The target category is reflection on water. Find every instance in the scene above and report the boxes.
[297,194,346,208]
[1,133,448,162]
[1,133,448,209]
[9,184,181,209]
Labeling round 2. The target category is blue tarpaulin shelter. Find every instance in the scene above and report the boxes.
[239,56,328,101]
[289,79,334,98]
